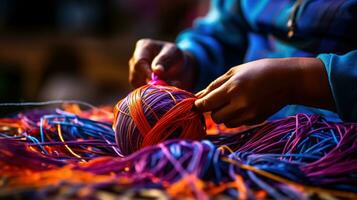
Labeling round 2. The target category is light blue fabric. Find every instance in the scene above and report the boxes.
[318,51,357,122]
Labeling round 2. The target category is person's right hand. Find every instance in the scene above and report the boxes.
[129,39,197,90]
[194,58,335,127]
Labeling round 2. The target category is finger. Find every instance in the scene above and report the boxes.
[152,64,164,75]
[195,90,206,98]
[129,70,148,88]
[132,40,162,78]
[151,44,183,77]
[133,39,161,62]
[133,59,151,77]
[195,72,231,98]
[194,82,230,112]
[129,58,150,87]
[211,102,244,124]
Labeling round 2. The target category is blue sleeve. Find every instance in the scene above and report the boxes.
[176,0,248,91]
[318,50,357,122]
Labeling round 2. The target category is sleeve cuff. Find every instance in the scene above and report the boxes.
[318,51,357,121]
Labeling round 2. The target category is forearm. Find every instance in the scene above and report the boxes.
[176,0,248,91]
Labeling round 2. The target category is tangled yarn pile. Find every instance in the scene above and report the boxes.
[1,100,357,199]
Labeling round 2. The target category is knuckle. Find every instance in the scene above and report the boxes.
[226,68,234,76]
[136,38,151,47]
[226,83,237,96]
[165,43,176,50]
[227,66,239,76]
[207,82,216,91]
[136,39,158,51]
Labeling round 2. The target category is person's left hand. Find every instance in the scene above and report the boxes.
[194,58,335,127]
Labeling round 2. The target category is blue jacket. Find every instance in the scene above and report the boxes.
[176,0,357,121]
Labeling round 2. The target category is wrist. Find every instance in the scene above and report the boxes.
[291,57,336,111]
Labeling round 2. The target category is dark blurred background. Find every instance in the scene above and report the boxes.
[0,0,209,115]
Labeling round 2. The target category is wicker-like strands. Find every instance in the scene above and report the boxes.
[1,103,357,198]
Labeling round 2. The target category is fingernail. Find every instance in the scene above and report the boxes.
[153,64,164,72]
[195,90,206,98]
[194,99,202,109]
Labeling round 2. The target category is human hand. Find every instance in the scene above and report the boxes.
[195,58,335,127]
[129,39,197,90]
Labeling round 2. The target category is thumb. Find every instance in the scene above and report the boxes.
[152,64,165,75]
[194,83,229,112]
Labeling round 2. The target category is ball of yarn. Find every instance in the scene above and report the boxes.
[113,82,206,155]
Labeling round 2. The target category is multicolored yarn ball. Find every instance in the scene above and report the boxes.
[113,76,206,155]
